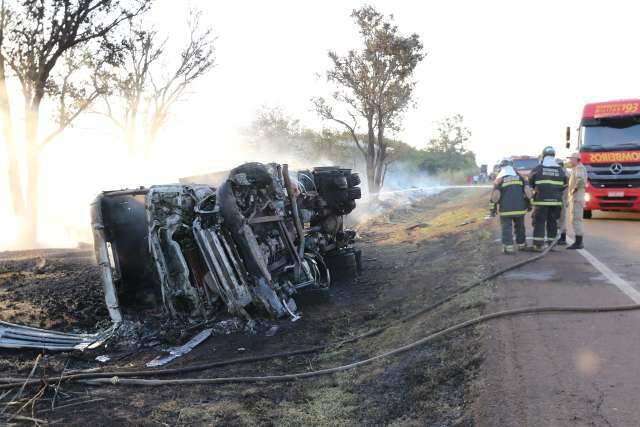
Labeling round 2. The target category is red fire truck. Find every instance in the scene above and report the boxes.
[510,155,538,179]
[567,99,640,218]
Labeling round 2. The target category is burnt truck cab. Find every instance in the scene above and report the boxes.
[91,163,362,325]
[567,99,640,218]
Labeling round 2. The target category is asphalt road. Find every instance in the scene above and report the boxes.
[475,211,640,427]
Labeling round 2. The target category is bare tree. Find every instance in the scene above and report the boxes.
[313,5,424,194]
[0,0,149,247]
[42,50,106,146]
[99,9,215,155]
[97,25,163,150]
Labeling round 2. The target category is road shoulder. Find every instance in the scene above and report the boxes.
[473,232,640,427]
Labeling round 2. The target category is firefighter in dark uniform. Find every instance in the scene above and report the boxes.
[528,146,568,251]
[490,159,532,254]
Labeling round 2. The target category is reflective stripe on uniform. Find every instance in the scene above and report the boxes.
[532,201,562,206]
[535,180,565,186]
[499,210,527,216]
[532,237,545,241]
[501,181,523,187]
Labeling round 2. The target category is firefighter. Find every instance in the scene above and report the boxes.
[556,158,568,245]
[529,146,567,251]
[490,159,531,254]
[566,152,587,249]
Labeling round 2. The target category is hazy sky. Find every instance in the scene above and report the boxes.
[172,0,640,165]
[2,0,640,248]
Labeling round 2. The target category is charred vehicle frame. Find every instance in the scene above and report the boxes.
[91,162,362,326]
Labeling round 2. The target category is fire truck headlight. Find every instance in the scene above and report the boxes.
[585,193,591,202]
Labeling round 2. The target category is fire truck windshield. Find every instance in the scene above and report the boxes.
[582,120,640,150]
[512,159,538,170]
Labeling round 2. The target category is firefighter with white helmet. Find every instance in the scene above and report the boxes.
[528,146,568,251]
[490,158,532,254]
[566,152,588,249]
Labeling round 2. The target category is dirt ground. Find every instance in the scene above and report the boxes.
[0,248,107,330]
[0,188,496,426]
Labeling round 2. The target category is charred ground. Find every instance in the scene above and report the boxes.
[0,188,494,426]
[0,249,107,331]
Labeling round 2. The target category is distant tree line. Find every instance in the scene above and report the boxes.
[408,114,477,175]
[248,107,478,187]
[309,6,479,191]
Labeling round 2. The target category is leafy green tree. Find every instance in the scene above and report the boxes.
[421,114,477,174]
[313,5,424,193]
[428,114,470,155]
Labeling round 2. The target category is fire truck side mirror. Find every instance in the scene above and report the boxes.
[565,126,571,149]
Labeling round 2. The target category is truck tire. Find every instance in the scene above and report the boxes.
[583,210,593,219]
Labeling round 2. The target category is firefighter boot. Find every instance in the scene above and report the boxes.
[517,243,528,251]
[531,243,545,252]
[502,245,516,255]
[557,232,567,246]
[567,235,584,250]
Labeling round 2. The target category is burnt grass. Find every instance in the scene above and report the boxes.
[0,249,108,330]
[0,189,493,426]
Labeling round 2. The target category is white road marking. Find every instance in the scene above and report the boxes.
[574,245,640,304]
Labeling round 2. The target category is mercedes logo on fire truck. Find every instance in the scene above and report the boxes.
[610,163,624,175]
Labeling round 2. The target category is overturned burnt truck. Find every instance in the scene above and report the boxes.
[91,163,362,325]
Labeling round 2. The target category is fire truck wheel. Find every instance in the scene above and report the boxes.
[583,210,593,219]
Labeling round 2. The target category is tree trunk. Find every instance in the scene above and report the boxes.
[124,116,137,152]
[22,92,44,248]
[374,153,385,190]
[143,117,161,159]
[366,119,379,194]
[0,59,23,212]
[374,124,387,190]
[0,56,31,246]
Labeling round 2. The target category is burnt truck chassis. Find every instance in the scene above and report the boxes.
[91,163,362,326]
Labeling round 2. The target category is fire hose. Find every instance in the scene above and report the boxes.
[3,241,639,388]
[75,304,640,386]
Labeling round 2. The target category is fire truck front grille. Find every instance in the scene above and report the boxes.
[599,202,635,208]
[597,196,637,201]
[596,195,638,209]
[590,179,640,188]
[592,170,638,176]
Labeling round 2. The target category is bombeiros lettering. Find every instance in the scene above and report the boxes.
[586,151,640,163]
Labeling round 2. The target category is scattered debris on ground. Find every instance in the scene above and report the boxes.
[0,187,493,425]
[406,222,430,231]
